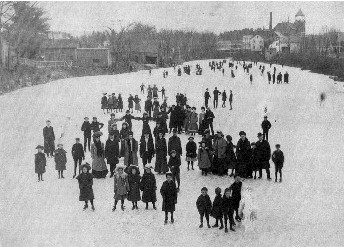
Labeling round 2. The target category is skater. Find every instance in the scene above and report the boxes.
[204,107,215,136]
[229,90,233,110]
[196,187,212,228]
[267,72,271,84]
[107,93,114,113]
[105,134,120,178]
[239,187,257,233]
[112,165,130,211]
[186,136,197,171]
[213,87,221,109]
[123,131,139,168]
[204,89,211,108]
[272,144,284,183]
[277,72,282,84]
[118,94,123,112]
[167,105,177,133]
[90,132,108,178]
[81,117,92,152]
[225,135,237,177]
[222,188,235,232]
[168,150,181,191]
[212,131,228,176]
[198,107,206,135]
[272,73,276,84]
[284,71,289,84]
[160,172,178,224]
[119,122,130,158]
[229,175,242,222]
[197,140,211,176]
[152,84,159,98]
[156,107,169,134]
[116,110,136,130]
[72,138,85,178]
[108,113,117,134]
[139,133,155,167]
[140,83,145,94]
[101,93,108,114]
[145,96,153,118]
[43,120,55,158]
[153,122,163,141]
[128,94,134,113]
[188,107,198,136]
[152,98,160,119]
[54,143,67,179]
[221,90,227,108]
[154,132,168,174]
[256,133,271,180]
[112,93,118,113]
[140,165,157,210]
[135,112,153,136]
[76,163,95,211]
[261,116,272,141]
[236,131,251,178]
[211,187,223,229]
[90,117,104,133]
[35,145,46,182]
[250,74,253,84]
[320,93,326,106]
[250,142,259,179]
[127,165,141,210]
[168,129,182,157]
[160,87,166,100]
[109,123,120,140]
[134,95,141,113]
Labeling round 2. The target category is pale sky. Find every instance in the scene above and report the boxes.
[38,1,344,36]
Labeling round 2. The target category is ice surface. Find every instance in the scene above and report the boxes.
[0,59,343,247]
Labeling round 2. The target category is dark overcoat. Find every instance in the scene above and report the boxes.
[128,173,141,202]
[105,139,120,165]
[256,140,271,169]
[35,152,46,174]
[196,194,212,214]
[140,172,157,203]
[76,172,94,201]
[160,180,177,212]
[155,137,168,173]
[54,148,67,170]
[211,194,223,219]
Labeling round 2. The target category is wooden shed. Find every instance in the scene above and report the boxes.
[76,48,111,67]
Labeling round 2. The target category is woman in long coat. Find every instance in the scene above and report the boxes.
[154,132,168,174]
[152,98,160,119]
[156,107,169,134]
[54,143,67,179]
[198,107,206,135]
[105,134,120,177]
[118,94,123,112]
[184,107,191,134]
[140,166,157,209]
[160,172,177,224]
[127,166,141,209]
[112,94,118,112]
[76,163,95,210]
[225,135,237,177]
[120,122,130,157]
[135,112,153,136]
[188,107,198,135]
[134,95,141,113]
[167,105,177,132]
[123,133,139,167]
[35,145,46,182]
[91,133,108,178]
[197,141,211,175]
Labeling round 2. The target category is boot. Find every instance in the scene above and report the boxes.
[212,223,219,228]
[73,174,76,179]
[83,204,88,210]
[112,206,116,212]
[279,178,282,183]
[235,216,241,222]
[207,223,211,228]
[219,225,224,230]
[199,223,203,228]
[121,205,125,211]
[171,218,174,223]
[275,178,277,182]
[225,228,228,233]
[135,205,139,210]
[91,206,95,211]
[153,204,157,210]
[230,227,235,232]
[164,219,168,225]
[132,205,135,210]
[145,204,148,210]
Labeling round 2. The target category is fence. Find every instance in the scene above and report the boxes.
[18,58,73,68]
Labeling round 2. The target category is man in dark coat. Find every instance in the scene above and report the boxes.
[160,172,177,224]
[204,88,211,107]
[229,90,233,110]
[145,97,153,117]
[174,104,185,133]
[284,71,289,84]
[105,134,120,177]
[272,144,284,182]
[236,131,251,178]
[221,90,227,108]
[167,105,177,133]
[90,117,104,133]
[204,107,215,136]
[196,187,212,228]
[267,72,271,84]
[261,116,272,141]
[168,129,182,157]
[272,73,276,84]
[213,87,221,109]
[229,175,242,222]
[140,166,157,209]
[139,133,155,167]
[43,120,55,158]
[81,117,92,152]
[72,138,85,178]
[256,133,271,180]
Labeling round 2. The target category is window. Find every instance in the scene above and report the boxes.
[93,59,100,63]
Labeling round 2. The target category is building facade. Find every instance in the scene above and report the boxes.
[242,35,253,50]
[250,35,264,52]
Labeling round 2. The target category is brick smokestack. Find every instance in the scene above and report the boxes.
[269,12,272,30]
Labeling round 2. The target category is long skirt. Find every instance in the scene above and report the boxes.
[135,102,141,111]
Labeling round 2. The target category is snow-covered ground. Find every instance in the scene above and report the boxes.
[0,59,343,247]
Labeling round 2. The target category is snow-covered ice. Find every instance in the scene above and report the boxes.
[0,59,343,247]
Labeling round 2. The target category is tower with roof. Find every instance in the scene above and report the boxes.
[294,9,306,35]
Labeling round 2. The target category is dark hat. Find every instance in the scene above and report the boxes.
[112,93,115,95]
[226,135,232,141]
[188,136,194,140]
[239,131,246,136]
[257,132,263,137]
[126,110,130,113]
[84,117,89,120]
[75,137,80,141]
[110,113,115,117]
[224,188,231,193]
[201,187,208,192]
[166,172,173,178]
[275,144,281,148]
[103,93,107,95]
[264,116,268,118]
[80,163,91,171]
[204,129,210,134]
[36,145,44,149]
[215,187,221,194]
[251,142,256,146]
[93,131,103,138]
[128,131,134,136]
[192,107,196,110]
[93,117,97,119]
[122,122,129,127]
[172,128,178,133]
[170,150,177,154]
[127,165,140,174]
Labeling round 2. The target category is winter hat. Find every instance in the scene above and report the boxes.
[257,132,263,137]
[80,163,91,171]
[188,136,194,140]
[170,150,177,155]
[110,113,115,117]
[251,142,256,146]
[75,137,80,141]
[36,145,44,150]
[215,187,221,194]
[57,143,63,147]
[226,135,232,142]
[172,128,178,133]
[224,188,231,193]
[201,187,208,192]
[93,117,97,120]
[111,123,117,128]
[127,164,140,174]
[93,131,103,138]
[276,144,281,148]
[126,110,130,113]
[103,93,107,95]
[264,116,268,119]
[239,131,246,136]
[115,164,126,173]
[84,117,89,120]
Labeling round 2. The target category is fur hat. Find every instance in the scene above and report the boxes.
[239,131,246,136]
[215,187,221,194]
[80,163,91,171]
[257,132,263,137]
[251,142,256,146]
[115,164,126,172]
[226,135,232,141]
[127,165,140,174]
[275,144,281,148]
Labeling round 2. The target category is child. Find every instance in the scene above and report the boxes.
[239,187,257,233]
[113,165,129,211]
[272,144,284,182]
[140,165,157,210]
[211,187,223,229]
[127,165,141,210]
[196,187,212,228]
[168,150,181,192]
[35,145,46,182]
[197,141,211,176]
[230,175,242,222]
[250,142,259,179]
[222,188,235,232]
[186,136,197,171]
[76,163,95,211]
[160,172,177,224]
[54,143,67,179]
[72,138,85,178]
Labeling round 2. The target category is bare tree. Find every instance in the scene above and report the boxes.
[0,1,15,68]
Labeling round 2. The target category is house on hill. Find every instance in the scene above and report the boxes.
[250,35,264,52]
[130,41,158,65]
[274,9,305,36]
[40,39,78,62]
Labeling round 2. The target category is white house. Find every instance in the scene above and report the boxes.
[242,35,253,50]
[269,31,300,53]
[250,35,264,52]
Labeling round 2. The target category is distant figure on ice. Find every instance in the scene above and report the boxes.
[229,90,233,110]
[107,94,114,113]
[161,172,178,224]
[213,87,221,109]
[81,117,91,152]
[101,93,108,114]
[177,67,182,76]
[239,187,257,233]
[272,144,284,183]
[145,96,153,117]
[284,71,289,84]
[231,70,235,78]
[149,69,152,76]
[267,72,271,84]
[90,117,104,133]
[250,74,253,84]
[72,138,85,178]
[205,107,215,136]
[128,94,134,113]
[272,73,276,84]
[256,133,271,180]
[222,90,227,108]
[261,116,271,141]
[134,95,141,113]
[320,93,326,106]
[105,134,119,178]
[168,150,181,191]
[196,187,212,228]
[43,120,55,158]
[204,88,211,108]
[277,72,282,84]
[222,68,225,76]
[160,87,166,99]
[140,83,145,94]
[35,145,46,182]
[76,163,95,211]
